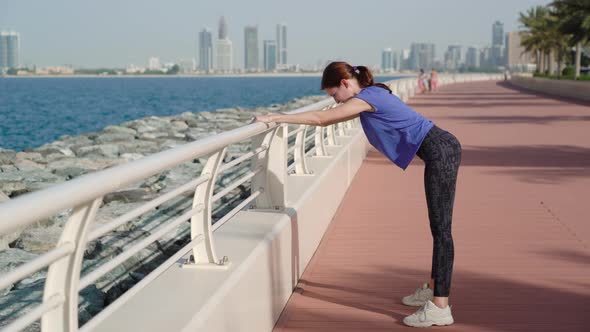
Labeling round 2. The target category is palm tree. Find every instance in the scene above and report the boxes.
[546,9,572,76]
[519,6,552,73]
[551,0,590,78]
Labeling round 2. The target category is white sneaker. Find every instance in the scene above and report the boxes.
[403,300,454,327]
[402,283,433,307]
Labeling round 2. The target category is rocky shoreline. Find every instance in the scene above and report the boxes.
[0,94,325,330]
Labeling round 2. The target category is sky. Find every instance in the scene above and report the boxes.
[1,0,552,69]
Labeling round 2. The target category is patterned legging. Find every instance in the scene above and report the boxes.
[416,125,462,297]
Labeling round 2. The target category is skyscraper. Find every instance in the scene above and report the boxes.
[276,23,287,66]
[409,43,435,70]
[217,39,233,72]
[393,51,400,71]
[244,26,259,71]
[381,48,393,72]
[444,45,462,70]
[492,21,504,46]
[218,16,228,40]
[466,47,480,68]
[400,49,410,71]
[491,21,504,66]
[263,40,277,71]
[198,28,213,72]
[0,31,20,69]
[216,16,233,72]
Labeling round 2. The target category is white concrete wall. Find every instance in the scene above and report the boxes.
[511,75,590,102]
[88,128,370,332]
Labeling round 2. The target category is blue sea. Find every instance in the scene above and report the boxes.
[0,76,400,151]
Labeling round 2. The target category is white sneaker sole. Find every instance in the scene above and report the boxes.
[403,317,454,328]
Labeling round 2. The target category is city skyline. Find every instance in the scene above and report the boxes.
[1,0,551,68]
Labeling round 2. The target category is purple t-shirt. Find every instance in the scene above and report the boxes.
[355,86,434,170]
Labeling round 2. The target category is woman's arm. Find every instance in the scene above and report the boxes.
[254,98,372,127]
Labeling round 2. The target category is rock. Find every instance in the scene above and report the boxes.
[116,140,159,155]
[0,172,24,182]
[11,225,63,254]
[14,159,46,170]
[103,188,157,204]
[0,149,17,165]
[126,117,170,133]
[94,133,136,144]
[140,173,167,192]
[77,285,105,325]
[44,153,69,163]
[119,153,144,162]
[0,165,18,172]
[198,111,215,120]
[52,166,88,179]
[47,157,120,173]
[138,132,168,141]
[0,193,22,250]
[33,145,74,158]
[0,275,104,329]
[72,144,120,158]
[0,278,43,332]
[0,249,42,294]
[171,121,189,131]
[0,182,28,197]
[15,152,44,163]
[185,129,211,141]
[57,134,93,145]
[103,125,137,136]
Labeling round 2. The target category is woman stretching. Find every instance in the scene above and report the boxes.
[255,62,461,328]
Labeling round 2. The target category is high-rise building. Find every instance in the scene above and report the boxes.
[466,47,480,68]
[216,16,233,72]
[217,39,233,72]
[400,49,410,71]
[244,26,259,71]
[0,31,20,69]
[198,28,213,72]
[276,23,287,66]
[219,16,228,40]
[505,31,534,71]
[263,40,277,71]
[409,43,435,70]
[491,21,504,66]
[444,45,462,70]
[480,47,491,68]
[393,51,400,71]
[381,48,393,72]
[492,21,504,47]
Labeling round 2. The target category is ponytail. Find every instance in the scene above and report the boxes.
[321,62,392,94]
[353,66,392,94]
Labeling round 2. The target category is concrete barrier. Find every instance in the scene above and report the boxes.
[510,75,590,102]
[86,129,370,332]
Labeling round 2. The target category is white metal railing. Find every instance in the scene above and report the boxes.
[0,74,501,332]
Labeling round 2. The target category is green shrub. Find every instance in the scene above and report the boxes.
[562,66,575,76]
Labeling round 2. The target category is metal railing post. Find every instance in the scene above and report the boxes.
[314,126,329,157]
[293,125,312,175]
[251,125,287,210]
[42,198,102,332]
[184,148,230,269]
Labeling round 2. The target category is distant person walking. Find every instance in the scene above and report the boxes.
[255,62,461,328]
[430,69,439,91]
[418,68,429,93]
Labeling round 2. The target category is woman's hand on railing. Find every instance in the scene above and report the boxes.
[252,113,277,126]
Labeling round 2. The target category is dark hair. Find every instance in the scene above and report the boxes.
[321,61,392,94]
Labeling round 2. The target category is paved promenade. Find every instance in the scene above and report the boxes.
[274,81,590,331]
